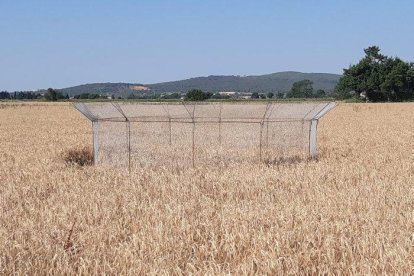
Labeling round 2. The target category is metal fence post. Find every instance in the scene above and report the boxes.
[127,120,131,171]
[183,103,196,168]
[259,122,263,162]
[169,118,172,145]
[219,103,222,145]
[266,119,269,147]
[192,122,195,168]
[259,103,271,163]
[309,119,318,159]
[92,121,99,165]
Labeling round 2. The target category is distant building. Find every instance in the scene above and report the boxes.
[219,91,237,96]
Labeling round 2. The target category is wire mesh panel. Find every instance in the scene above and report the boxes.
[228,122,263,164]
[193,122,221,165]
[267,102,328,120]
[118,103,170,121]
[260,120,311,163]
[129,121,193,169]
[221,103,269,123]
[74,101,336,169]
[94,121,129,167]
[79,102,124,121]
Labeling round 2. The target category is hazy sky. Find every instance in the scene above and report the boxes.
[1,0,414,91]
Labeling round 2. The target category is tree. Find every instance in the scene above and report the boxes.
[44,88,65,101]
[364,46,386,64]
[75,93,100,99]
[160,92,181,99]
[335,46,414,101]
[287,80,313,98]
[276,92,284,98]
[45,88,58,101]
[251,92,259,99]
[0,91,11,99]
[380,58,412,101]
[267,92,274,99]
[315,89,326,98]
[185,89,209,101]
[88,93,103,99]
[44,88,66,101]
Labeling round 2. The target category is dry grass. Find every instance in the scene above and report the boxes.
[0,101,413,274]
[63,147,93,167]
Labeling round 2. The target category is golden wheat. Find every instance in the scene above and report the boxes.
[0,102,413,274]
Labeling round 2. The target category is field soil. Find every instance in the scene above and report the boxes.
[0,102,413,274]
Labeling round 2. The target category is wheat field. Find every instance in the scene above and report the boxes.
[0,102,413,274]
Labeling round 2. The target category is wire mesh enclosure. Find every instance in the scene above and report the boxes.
[74,101,336,169]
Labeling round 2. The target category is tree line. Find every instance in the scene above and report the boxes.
[0,91,43,100]
[184,84,327,101]
[0,88,69,101]
[0,89,106,101]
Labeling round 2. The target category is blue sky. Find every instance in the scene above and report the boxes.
[1,0,414,91]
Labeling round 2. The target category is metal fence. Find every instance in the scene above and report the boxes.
[74,101,336,169]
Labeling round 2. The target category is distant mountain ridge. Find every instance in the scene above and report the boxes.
[60,71,341,97]
[60,82,147,97]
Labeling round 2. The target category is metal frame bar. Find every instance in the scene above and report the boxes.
[312,102,336,120]
[73,102,97,121]
[302,103,320,120]
[81,118,315,124]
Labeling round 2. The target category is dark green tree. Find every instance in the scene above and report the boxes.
[185,89,208,101]
[335,46,414,101]
[287,80,313,98]
[44,88,65,101]
[267,92,274,99]
[45,88,58,101]
[0,91,10,99]
[315,89,326,98]
[251,92,259,99]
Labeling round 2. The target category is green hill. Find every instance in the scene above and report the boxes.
[59,71,341,97]
[60,82,149,97]
[149,72,340,93]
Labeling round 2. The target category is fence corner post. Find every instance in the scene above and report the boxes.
[92,120,99,166]
[309,119,318,159]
